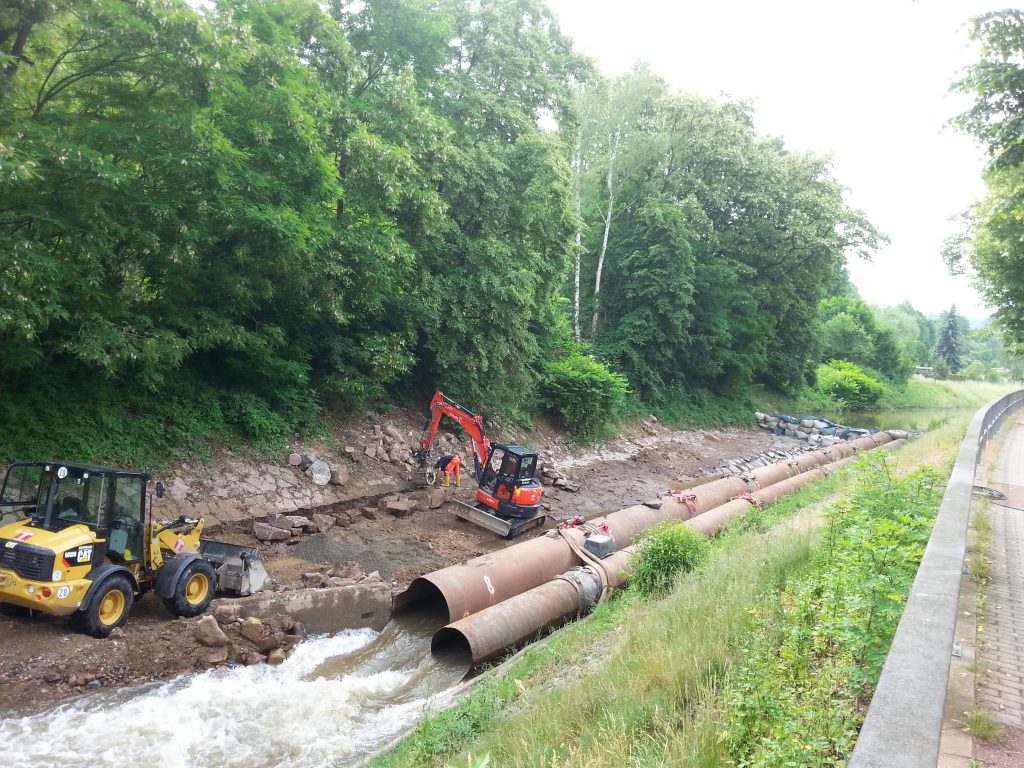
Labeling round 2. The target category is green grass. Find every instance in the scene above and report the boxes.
[966,706,1006,743]
[629,385,758,429]
[877,379,1016,410]
[718,459,942,767]
[973,502,992,582]
[775,377,1016,416]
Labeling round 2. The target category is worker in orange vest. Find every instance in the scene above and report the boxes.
[434,454,461,487]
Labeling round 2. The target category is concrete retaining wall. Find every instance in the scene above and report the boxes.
[219,580,392,635]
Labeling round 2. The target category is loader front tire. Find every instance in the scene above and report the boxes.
[163,558,216,618]
[72,574,134,638]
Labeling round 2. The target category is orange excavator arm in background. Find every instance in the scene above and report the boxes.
[415,391,491,483]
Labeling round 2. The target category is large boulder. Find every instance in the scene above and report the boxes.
[196,615,229,647]
[239,616,265,644]
[253,522,291,542]
[330,466,349,486]
[213,604,241,625]
[306,460,332,486]
[386,499,419,518]
[311,513,335,533]
[276,514,316,533]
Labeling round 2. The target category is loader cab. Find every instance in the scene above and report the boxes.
[0,463,149,564]
[476,444,543,520]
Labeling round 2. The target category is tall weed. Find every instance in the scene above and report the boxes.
[721,456,941,766]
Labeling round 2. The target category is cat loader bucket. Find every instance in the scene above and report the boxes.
[199,539,270,596]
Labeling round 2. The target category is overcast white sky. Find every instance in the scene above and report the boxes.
[545,0,996,319]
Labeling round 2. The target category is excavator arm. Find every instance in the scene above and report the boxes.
[416,391,491,482]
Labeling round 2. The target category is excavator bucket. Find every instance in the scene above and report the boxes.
[199,539,270,596]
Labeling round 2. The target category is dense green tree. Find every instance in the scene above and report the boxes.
[573,74,881,398]
[0,0,890,463]
[598,195,697,397]
[821,313,875,368]
[964,324,1011,373]
[875,302,936,365]
[408,0,588,413]
[953,10,1024,170]
[935,306,965,373]
[818,297,912,382]
[950,11,1024,350]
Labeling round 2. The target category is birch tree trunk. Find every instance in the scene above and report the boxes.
[590,129,620,336]
[572,139,583,343]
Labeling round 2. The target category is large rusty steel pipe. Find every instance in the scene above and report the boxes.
[686,468,828,536]
[433,551,632,664]
[393,535,579,621]
[435,439,906,665]
[431,568,602,664]
[396,434,895,623]
[686,439,905,537]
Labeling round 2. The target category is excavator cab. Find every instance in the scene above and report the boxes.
[476,444,543,520]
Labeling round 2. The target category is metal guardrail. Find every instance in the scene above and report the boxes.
[850,389,1024,767]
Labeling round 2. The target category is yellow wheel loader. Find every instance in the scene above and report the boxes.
[0,462,268,637]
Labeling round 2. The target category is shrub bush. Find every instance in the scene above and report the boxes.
[814,359,886,409]
[539,354,628,438]
[630,521,709,596]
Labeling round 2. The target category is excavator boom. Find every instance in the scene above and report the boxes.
[417,391,491,481]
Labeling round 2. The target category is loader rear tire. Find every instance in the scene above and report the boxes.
[71,574,134,638]
[163,558,216,618]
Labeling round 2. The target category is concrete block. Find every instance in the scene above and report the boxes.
[225,581,392,634]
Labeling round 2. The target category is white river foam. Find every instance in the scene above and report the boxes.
[0,628,447,768]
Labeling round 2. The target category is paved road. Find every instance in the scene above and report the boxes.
[978,415,1024,728]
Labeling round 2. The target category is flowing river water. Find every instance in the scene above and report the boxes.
[0,614,468,767]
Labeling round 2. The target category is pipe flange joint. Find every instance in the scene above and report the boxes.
[556,567,602,611]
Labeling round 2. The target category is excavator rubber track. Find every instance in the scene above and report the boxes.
[450,499,546,539]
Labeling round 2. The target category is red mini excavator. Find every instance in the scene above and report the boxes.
[414,391,545,538]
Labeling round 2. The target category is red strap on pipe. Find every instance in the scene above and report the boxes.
[667,491,698,515]
[732,494,764,509]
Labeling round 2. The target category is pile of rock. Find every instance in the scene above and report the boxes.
[354,423,463,468]
[538,462,579,492]
[252,486,449,541]
[376,488,447,519]
[709,444,816,477]
[298,562,375,589]
[286,450,349,487]
[195,610,308,667]
[253,512,322,542]
[354,423,413,465]
[755,412,873,447]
